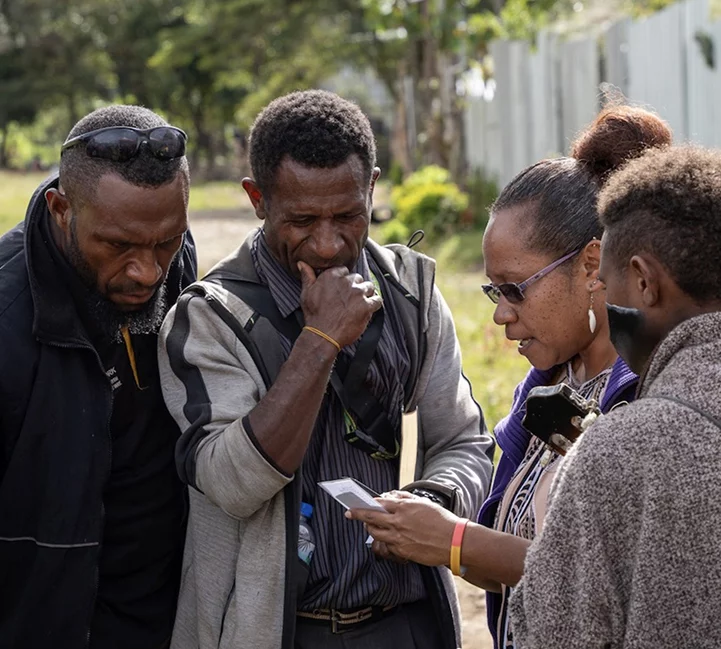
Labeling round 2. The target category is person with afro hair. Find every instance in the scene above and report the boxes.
[159,89,495,649]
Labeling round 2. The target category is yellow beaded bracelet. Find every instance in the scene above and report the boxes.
[303,326,341,352]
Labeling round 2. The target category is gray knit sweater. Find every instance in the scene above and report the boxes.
[510,310,721,649]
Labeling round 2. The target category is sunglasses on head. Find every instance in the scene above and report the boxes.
[61,126,187,162]
[482,248,581,305]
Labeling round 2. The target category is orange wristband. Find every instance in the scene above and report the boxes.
[450,519,469,576]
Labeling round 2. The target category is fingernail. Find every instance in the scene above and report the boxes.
[344,511,352,519]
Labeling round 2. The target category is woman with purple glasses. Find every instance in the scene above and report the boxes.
[347,105,672,647]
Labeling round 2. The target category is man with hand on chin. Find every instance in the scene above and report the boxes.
[0,105,196,649]
[159,89,494,649]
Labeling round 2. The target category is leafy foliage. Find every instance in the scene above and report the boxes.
[381,165,470,243]
[0,0,351,174]
[466,0,557,49]
[0,0,664,177]
[465,166,498,232]
[625,0,678,18]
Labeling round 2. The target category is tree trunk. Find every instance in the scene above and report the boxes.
[205,133,218,180]
[390,98,412,177]
[67,92,80,133]
[448,101,467,183]
[389,61,414,177]
[439,50,468,182]
[234,129,251,180]
[416,0,446,168]
[191,111,211,181]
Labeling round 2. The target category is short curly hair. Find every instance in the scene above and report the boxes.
[60,105,189,207]
[599,145,721,302]
[248,90,376,196]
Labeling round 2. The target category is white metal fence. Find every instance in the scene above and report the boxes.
[465,0,721,188]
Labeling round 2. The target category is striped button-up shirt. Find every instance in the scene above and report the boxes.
[251,229,426,610]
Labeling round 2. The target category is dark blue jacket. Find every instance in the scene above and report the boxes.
[0,173,196,649]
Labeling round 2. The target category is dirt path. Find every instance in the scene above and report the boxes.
[189,208,494,649]
[189,208,259,273]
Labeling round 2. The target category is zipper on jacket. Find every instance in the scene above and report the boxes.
[281,472,303,649]
[45,338,113,649]
[85,402,111,649]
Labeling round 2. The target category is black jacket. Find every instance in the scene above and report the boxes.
[0,173,197,649]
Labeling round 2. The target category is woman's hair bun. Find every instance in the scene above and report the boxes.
[570,105,672,183]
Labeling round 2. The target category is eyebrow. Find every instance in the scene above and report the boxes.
[99,230,186,245]
[486,268,523,284]
[160,231,187,243]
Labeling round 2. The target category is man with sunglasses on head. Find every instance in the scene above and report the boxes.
[0,105,196,649]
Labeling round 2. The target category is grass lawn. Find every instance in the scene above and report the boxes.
[188,181,248,212]
[0,171,47,233]
[436,272,528,435]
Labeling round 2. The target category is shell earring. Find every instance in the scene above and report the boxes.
[588,285,597,334]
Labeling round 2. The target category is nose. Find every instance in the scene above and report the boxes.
[492,297,518,327]
[310,220,344,262]
[125,248,163,289]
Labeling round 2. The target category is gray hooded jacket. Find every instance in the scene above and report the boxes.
[158,230,494,649]
[510,310,721,649]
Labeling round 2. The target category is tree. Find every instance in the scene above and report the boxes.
[0,0,565,176]
[330,0,558,181]
[144,0,351,178]
[0,47,43,166]
[0,0,118,166]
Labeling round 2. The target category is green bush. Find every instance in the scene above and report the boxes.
[387,160,405,187]
[378,218,412,245]
[382,165,470,243]
[435,230,486,271]
[466,167,499,233]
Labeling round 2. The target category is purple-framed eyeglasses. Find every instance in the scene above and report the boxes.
[482,249,581,305]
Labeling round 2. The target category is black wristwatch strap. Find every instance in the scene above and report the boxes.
[409,487,451,510]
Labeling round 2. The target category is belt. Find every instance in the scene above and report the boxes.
[296,604,399,634]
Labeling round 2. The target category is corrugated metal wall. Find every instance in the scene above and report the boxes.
[466,0,718,187]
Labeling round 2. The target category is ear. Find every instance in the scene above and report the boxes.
[45,188,72,234]
[629,254,661,307]
[241,178,267,220]
[582,239,602,291]
[369,167,381,196]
